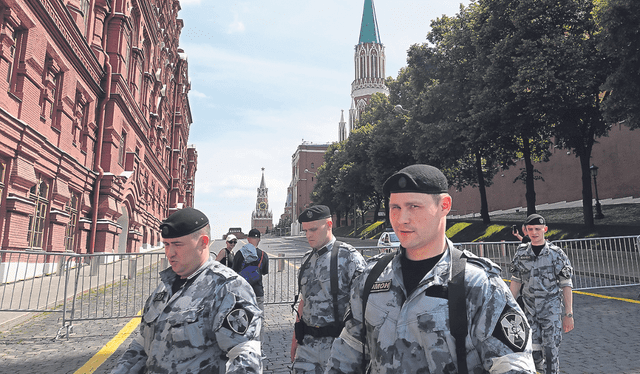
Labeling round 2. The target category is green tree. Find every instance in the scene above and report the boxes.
[407,6,504,223]
[472,0,610,227]
[595,0,640,128]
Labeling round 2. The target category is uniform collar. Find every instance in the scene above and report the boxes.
[314,236,336,257]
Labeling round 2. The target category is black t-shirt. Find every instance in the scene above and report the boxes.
[532,244,545,256]
[401,252,444,296]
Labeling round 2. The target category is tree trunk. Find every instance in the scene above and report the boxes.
[580,154,595,229]
[523,137,537,216]
[475,151,491,224]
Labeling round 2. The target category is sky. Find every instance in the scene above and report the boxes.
[177,0,470,239]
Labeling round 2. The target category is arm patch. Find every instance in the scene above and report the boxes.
[492,305,529,352]
[223,303,254,335]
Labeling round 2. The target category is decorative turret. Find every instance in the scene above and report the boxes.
[344,0,389,139]
[339,110,347,142]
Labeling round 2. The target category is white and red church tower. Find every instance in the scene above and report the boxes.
[340,0,389,142]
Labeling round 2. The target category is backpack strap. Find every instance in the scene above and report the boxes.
[257,248,264,269]
[360,252,394,373]
[330,241,341,324]
[449,247,468,374]
[292,251,314,317]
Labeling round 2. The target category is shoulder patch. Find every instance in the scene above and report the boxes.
[370,280,391,293]
[223,303,254,335]
[560,266,573,279]
[153,291,167,302]
[493,306,529,352]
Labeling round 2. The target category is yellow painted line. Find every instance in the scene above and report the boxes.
[573,290,640,304]
[505,279,640,305]
[74,311,142,374]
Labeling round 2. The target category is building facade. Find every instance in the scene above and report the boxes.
[289,142,329,235]
[340,0,388,142]
[251,168,273,234]
[0,0,196,263]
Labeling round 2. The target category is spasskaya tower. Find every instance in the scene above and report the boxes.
[251,168,273,234]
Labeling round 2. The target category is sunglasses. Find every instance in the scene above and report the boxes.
[229,240,237,244]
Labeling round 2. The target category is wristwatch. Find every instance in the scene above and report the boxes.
[564,313,573,318]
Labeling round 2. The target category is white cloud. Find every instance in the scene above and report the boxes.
[227,13,246,34]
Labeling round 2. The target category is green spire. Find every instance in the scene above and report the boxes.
[358,0,381,44]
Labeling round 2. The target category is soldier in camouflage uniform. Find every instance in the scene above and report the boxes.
[510,214,574,374]
[111,207,262,374]
[291,205,366,374]
[326,165,536,374]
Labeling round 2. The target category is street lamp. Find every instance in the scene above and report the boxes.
[590,164,605,219]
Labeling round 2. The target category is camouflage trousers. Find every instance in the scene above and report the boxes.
[292,335,335,374]
[528,309,563,374]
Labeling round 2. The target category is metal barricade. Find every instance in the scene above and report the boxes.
[0,250,70,314]
[263,246,396,306]
[58,251,166,338]
[2,236,639,336]
[0,249,167,339]
[455,236,640,290]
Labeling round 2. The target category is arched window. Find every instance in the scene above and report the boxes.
[27,176,50,249]
[64,193,79,252]
[372,50,378,78]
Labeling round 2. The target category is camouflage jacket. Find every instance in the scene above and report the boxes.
[111,256,262,374]
[510,241,573,306]
[326,240,536,374]
[298,238,366,328]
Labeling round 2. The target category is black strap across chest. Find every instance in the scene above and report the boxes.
[360,247,468,374]
[293,241,341,324]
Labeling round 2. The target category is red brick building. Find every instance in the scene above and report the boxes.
[289,142,329,235]
[0,0,196,258]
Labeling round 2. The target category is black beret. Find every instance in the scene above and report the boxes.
[160,207,209,239]
[298,205,331,223]
[248,228,261,238]
[524,214,545,226]
[383,164,448,197]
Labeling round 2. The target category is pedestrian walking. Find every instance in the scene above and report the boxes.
[326,164,536,373]
[233,228,269,313]
[215,234,237,267]
[510,213,574,374]
[111,207,262,373]
[291,205,366,374]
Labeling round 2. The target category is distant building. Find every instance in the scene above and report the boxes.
[289,142,330,235]
[340,0,389,142]
[224,228,246,240]
[0,0,196,262]
[251,168,273,234]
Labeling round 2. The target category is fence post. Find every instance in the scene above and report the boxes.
[501,240,506,257]
[479,242,484,257]
[278,253,285,272]
[128,257,137,279]
[90,256,100,276]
